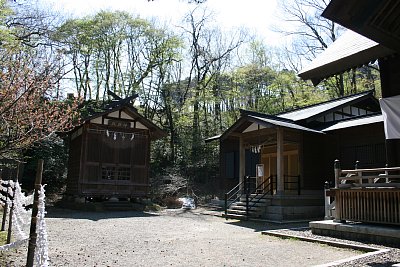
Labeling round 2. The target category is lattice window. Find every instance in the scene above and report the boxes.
[108,119,131,129]
[118,167,131,180]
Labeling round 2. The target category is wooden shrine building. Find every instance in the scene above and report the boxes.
[209,90,385,221]
[66,94,166,199]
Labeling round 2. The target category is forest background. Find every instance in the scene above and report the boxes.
[0,0,381,199]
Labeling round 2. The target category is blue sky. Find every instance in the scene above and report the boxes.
[40,0,285,45]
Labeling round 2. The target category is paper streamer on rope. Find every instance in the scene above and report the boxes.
[11,182,33,240]
[0,180,49,266]
[0,238,28,251]
[0,181,32,251]
[34,185,49,267]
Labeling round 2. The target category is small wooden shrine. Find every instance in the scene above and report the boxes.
[66,93,166,199]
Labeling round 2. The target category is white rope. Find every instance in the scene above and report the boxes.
[1,181,49,266]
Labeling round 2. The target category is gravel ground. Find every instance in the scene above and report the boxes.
[0,207,366,267]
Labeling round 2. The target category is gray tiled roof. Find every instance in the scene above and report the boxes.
[298,30,395,85]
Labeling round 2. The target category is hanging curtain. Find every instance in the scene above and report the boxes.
[380,95,400,139]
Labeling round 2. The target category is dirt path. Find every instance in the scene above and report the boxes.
[5,208,361,266]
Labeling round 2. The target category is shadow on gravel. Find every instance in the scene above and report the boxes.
[45,207,159,221]
[225,220,309,232]
[367,261,399,267]
[162,208,210,221]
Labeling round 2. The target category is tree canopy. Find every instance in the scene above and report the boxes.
[0,0,381,196]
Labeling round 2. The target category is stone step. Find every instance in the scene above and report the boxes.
[230,205,260,210]
[233,201,270,208]
[227,209,246,215]
[225,209,262,220]
[239,197,269,203]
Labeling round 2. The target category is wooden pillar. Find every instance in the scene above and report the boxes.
[334,159,341,188]
[26,159,44,267]
[276,127,284,194]
[239,135,245,188]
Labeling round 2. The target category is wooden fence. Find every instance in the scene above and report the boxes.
[327,160,400,225]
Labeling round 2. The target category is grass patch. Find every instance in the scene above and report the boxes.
[0,210,8,245]
[0,231,6,246]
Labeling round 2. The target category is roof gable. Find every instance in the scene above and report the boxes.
[74,96,167,140]
[219,110,324,140]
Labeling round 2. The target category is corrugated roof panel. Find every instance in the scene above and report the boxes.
[277,91,371,121]
[321,114,383,131]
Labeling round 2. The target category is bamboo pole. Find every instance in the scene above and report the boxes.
[26,159,43,267]
[1,180,9,232]
[7,164,20,244]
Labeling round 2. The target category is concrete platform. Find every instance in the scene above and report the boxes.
[310,220,400,247]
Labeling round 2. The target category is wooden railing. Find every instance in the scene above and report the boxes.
[326,160,400,225]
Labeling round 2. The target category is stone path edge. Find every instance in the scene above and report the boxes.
[262,229,390,267]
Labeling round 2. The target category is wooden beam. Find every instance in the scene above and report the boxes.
[276,127,284,194]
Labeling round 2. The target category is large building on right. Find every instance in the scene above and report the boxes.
[298,0,400,167]
[298,0,400,227]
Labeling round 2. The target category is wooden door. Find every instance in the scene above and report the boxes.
[260,144,299,192]
[260,153,277,192]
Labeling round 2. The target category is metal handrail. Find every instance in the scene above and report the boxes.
[247,175,276,211]
[225,174,301,219]
[224,179,246,218]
